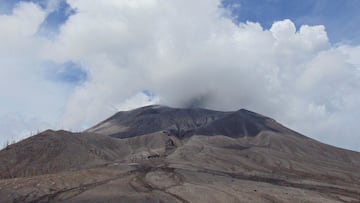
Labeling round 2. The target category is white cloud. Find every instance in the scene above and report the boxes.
[1,0,360,151]
[115,91,160,111]
[0,2,71,145]
[0,2,45,38]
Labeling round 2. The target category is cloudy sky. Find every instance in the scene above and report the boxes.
[1,0,360,151]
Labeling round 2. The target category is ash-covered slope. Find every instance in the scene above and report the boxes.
[86,105,228,138]
[0,130,130,178]
[86,105,300,139]
[1,105,360,202]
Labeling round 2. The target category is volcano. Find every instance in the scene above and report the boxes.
[0,105,359,202]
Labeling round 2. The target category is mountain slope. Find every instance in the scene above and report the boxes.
[0,105,360,202]
[86,105,228,138]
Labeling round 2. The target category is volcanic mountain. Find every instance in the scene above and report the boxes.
[0,105,360,202]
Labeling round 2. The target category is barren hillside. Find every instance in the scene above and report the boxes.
[1,105,359,202]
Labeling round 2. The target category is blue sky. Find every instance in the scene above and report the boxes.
[0,0,75,36]
[2,0,359,44]
[0,0,82,84]
[38,0,76,37]
[222,0,360,44]
[44,61,88,85]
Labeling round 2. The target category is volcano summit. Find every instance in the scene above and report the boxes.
[0,105,360,202]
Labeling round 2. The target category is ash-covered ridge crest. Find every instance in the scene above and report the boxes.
[86,105,295,139]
